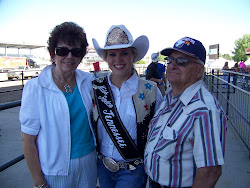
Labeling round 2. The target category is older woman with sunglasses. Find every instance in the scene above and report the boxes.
[20,22,97,188]
[91,25,163,188]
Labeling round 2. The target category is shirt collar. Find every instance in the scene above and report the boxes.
[179,80,202,106]
[107,72,138,92]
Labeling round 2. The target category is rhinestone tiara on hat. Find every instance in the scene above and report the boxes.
[106,27,129,46]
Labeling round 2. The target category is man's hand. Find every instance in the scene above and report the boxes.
[192,166,222,188]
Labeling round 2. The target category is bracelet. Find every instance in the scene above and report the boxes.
[34,181,47,188]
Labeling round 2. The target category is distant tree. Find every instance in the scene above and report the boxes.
[232,34,250,62]
[219,53,233,60]
[158,54,166,62]
[136,60,145,64]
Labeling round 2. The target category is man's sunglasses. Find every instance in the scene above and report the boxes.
[165,56,202,67]
[55,47,85,57]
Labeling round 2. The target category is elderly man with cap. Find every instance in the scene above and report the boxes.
[144,37,227,188]
[146,53,166,96]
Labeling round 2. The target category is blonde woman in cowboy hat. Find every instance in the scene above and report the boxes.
[91,25,163,188]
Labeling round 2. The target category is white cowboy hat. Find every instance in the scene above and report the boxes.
[92,25,149,62]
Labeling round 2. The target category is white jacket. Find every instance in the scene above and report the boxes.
[19,65,95,175]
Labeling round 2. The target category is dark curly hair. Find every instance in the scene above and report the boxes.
[47,22,88,61]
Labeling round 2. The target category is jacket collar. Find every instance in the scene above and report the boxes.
[38,65,91,91]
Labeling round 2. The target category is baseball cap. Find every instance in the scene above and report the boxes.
[161,37,206,64]
[151,53,158,62]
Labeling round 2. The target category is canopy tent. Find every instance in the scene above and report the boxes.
[0,42,46,57]
[0,42,45,50]
[205,57,235,69]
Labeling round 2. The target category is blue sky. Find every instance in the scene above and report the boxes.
[0,0,250,57]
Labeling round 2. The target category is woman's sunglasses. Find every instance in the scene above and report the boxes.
[165,56,202,67]
[55,47,85,57]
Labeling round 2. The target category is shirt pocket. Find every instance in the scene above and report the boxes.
[126,102,136,117]
[155,126,178,161]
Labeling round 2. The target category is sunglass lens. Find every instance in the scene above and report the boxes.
[71,48,84,57]
[166,56,174,65]
[55,47,84,57]
[176,58,188,66]
[56,47,70,56]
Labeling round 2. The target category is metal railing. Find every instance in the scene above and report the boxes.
[0,100,23,172]
[1,67,249,173]
[204,68,250,156]
[0,71,32,93]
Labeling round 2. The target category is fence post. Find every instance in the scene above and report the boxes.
[21,71,24,88]
[225,73,231,116]
[211,69,214,93]
[216,69,219,98]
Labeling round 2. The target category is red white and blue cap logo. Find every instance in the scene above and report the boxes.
[161,36,206,64]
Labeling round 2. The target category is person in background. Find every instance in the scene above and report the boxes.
[231,62,239,86]
[146,53,165,96]
[144,36,227,188]
[239,60,246,72]
[157,59,167,96]
[222,61,229,88]
[20,22,97,188]
[91,24,163,188]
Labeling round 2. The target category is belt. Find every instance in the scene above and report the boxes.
[99,155,143,172]
[149,178,191,188]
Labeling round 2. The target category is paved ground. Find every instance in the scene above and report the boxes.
[0,106,250,188]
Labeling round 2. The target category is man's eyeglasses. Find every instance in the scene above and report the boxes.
[165,56,202,67]
[55,47,85,57]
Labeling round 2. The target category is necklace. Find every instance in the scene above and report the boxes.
[53,68,74,93]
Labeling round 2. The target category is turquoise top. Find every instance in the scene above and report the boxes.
[63,84,95,159]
